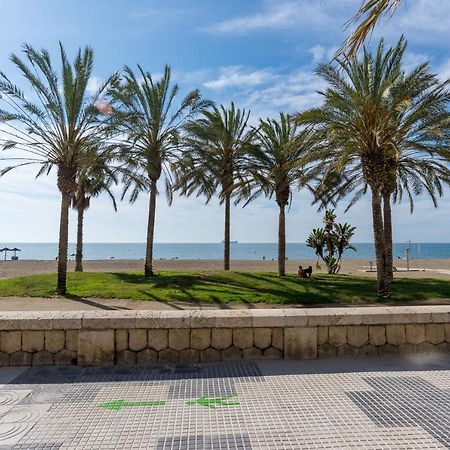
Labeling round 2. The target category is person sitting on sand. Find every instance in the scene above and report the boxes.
[297,266,304,278]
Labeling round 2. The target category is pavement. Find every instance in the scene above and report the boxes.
[0,354,449,449]
[2,296,450,311]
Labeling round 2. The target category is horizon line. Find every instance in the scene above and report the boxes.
[2,242,449,245]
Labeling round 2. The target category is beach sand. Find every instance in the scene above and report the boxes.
[1,258,450,279]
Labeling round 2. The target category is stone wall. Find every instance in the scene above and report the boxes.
[0,306,449,366]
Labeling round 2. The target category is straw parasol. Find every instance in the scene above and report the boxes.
[0,247,12,261]
[11,247,21,258]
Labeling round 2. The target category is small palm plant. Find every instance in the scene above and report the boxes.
[0,43,117,294]
[174,103,254,271]
[72,146,119,272]
[236,113,314,276]
[110,65,210,276]
[306,210,356,274]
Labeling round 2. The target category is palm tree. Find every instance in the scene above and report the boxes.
[236,113,313,276]
[0,43,116,294]
[298,38,450,296]
[174,103,254,271]
[110,65,210,276]
[72,146,118,272]
[339,0,402,57]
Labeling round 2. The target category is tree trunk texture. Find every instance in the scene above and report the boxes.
[144,179,157,277]
[371,190,389,296]
[75,207,84,272]
[56,166,76,295]
[56,192,71,295]
[224,193,231,271]
[278,204,286,276]
[383,192,394,285]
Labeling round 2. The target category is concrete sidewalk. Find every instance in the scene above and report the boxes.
[0,354,449,449]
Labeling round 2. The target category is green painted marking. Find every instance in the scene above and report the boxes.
[98,400,166,411]
[186,393,240,409]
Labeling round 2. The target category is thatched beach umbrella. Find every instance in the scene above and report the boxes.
[11,247,21,258]
[0,247,12,261]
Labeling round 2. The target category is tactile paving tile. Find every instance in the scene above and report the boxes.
[13,443,62,449]
[156,433,252,449]
[1,359,450,449]
[10,367,85,385]
[168,377,238,399]
[347,375,450,448]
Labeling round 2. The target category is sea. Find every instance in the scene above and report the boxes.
[1,242,449,261]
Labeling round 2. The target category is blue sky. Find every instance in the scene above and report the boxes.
[1,0,450,243]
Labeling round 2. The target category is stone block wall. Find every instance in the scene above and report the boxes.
[0,306,448,366]
[0,329,78,366]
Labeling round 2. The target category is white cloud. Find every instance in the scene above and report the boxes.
[204,0,356,35]
[204,66,273,90]
[175,65,325,119]
[86,76,103,96]
[308,45,336,64]
[308,45,326,64]
[207,2,300,34]
[437,59,450,82]
[393,0,450,39]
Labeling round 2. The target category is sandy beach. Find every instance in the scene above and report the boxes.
[1,258,450,279]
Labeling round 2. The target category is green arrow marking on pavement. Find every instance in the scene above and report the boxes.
[98,400,166,411]
[186,393,240,409]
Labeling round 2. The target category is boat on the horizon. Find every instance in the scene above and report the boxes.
[222,240,238,244]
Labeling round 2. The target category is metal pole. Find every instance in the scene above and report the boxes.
[406,247,410,271]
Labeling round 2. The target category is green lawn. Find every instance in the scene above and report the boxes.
[0,271,449,305]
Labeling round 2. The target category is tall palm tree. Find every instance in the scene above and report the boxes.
[174,103,254,270]
[236,113,314,276]
[298,38,450,296]
[0,43,116,294]
[110,65,210,276]
[339,0,402,57]
[315,145,450,283]
[72,146,118,272]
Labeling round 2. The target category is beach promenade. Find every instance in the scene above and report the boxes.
[0,355,449,448]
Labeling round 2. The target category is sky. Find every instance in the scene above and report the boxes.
[0,0,450,244]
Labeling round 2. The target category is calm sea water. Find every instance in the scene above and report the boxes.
[0,242,449,260]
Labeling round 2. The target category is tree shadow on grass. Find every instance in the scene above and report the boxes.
[103,272,450,306]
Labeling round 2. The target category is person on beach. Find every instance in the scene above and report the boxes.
[298,265,313,278]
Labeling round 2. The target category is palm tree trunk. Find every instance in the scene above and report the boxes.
[56,192,71,295]
[75,207,84,272]
[371,189,389,296]
[224,193,231,271]
[383,192,394,285]
[144,179,157,277]
[278,204,286,276]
